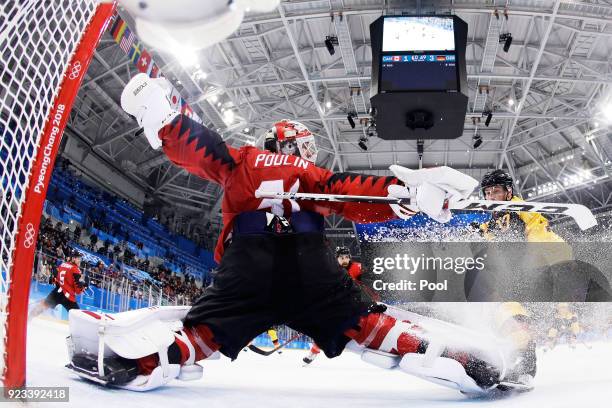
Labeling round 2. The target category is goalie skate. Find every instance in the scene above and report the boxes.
[66,353,139,386]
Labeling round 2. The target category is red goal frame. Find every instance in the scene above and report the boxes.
[3,2,116,389]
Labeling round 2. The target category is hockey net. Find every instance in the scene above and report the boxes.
[0,0,115,388]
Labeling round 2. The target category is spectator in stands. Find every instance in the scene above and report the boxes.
[113,244,121,261]
[73,225,81,242]
[94,261,104,274]
[89,232,98,251]
[102,239,111,257]
[123,247,134,266]
[55,245,65,260]
[60,157,70,172]
[135,288,144,300]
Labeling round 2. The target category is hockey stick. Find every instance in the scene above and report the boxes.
[254,191,597,230]
[247,334,301,356]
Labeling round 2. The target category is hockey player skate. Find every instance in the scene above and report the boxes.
[65,307,217,391]
[302,353,317,366]
[302,345,321,366]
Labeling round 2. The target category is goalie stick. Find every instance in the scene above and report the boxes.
[247,334,301,356]
[254,191,597,231]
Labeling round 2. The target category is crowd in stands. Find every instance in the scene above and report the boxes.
[33,157,216,306]
[36,214,207,306]
[52,158,213,265]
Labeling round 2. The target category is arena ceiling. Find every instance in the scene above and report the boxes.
[64,0,612,237]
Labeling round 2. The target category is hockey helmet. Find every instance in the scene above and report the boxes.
[264,120,318,163]
[481,169,513,194]
[335,246,351,258]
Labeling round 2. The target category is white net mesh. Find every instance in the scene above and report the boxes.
[0,0,99,383]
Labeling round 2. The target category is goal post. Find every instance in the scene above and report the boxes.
[1,1,116,388]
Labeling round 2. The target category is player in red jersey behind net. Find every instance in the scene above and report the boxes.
[29,250,87,320]
[65,74,533,395]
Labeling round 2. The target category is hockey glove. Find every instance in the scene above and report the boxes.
[121,73,180,150]
[389,165,479,223]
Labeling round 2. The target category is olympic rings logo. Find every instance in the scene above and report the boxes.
[23,223,36,248]
[68,61,82,80]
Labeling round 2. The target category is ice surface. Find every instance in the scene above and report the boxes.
[23,317,612,408]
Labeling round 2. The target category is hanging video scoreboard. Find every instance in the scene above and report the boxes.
[379,16,459,92]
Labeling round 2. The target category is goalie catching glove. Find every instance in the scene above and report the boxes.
[387,165,479,223]
[120,73,179,150]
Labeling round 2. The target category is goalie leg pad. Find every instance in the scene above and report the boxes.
[66,307,211,391]
[68,306,190,359]
[347,308,509,395]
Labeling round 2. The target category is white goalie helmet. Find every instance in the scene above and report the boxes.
[117,0,280,52]
[263,119,318,164]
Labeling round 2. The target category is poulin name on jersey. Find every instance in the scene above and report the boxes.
[254,153,309,170]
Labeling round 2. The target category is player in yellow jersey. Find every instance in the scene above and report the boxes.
[475,169,610,301]
[266,328,282,353]
[545,303,582,350]
[478,169,567,244]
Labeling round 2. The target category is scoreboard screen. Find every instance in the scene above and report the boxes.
[379,16,458,92]
[383,16,455,52]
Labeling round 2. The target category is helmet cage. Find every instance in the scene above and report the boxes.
[264,120,318,163]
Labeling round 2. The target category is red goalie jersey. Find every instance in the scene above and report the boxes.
[158,115,399,262]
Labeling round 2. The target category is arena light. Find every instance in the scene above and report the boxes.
[499,33,513,52]
[358,135,368,151]
[602,102,612,120]
[324,36,338,56]
[192,69,207,81]
[472,135,483,149]
[223,109,235,124]
[347,112,356,129]
[579,169,592,180]
[483,110,493,127]
[176,46,199,67]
